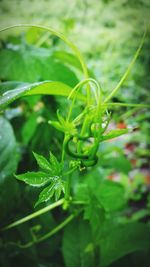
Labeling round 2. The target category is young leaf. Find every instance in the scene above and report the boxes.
[35,178,65,206]
[15,172,52,187]
[48,120,64,132]
[49,152,62,175]
[49,119,77,135]
[102,129,128,141]
[35,183,56,207]
[33,152,52,172]
[54,179,65,201]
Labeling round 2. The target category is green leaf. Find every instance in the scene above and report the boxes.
[84,195,105,238]
[53,50,83,71]
[53,50,95,78]
[49,152,62,175]
[33,152,52,172]
[62,219,95,267]
[53,179,65,200]
[74,183,89,202]
[35,177,65,206]
[96,180,126,211]
[0,44,79,86]
[99,222,150,267]
[49,110,77,135]
[35,183,55,207]
[48,120,64,132]
[21,113,38,145]
[101,155,132,174]
[0,80,85,111]
[102,129,128,141]
[0,81,78,111]
[0,116,20,219]
[0,116,19,179]
[15,171,52,187]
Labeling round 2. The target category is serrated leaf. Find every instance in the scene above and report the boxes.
[35,183,55,207]
[35,178,65,206]
[15,171,52,187]
[100,222,150,267]
[49,152,62,175]
[102,129,128,141]
[33,152,52,172]
[54,179,65,201]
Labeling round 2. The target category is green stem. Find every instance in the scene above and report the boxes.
[15,213,76,248]
[65,175,71,201]
[61,134,68,162]
[37,213,76,243]
[107,102,150,108]
[104,32,146,103]
[2,198,64,231]
[63,167,77,176]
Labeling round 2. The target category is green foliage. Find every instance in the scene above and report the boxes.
[0,18,149,267]
[62,219,95,267]
[102,129,128,141]
[95,180,126,211]
[16,151,64,206]
[15,171,52,187]
[0,43,79,86]
[0,116,19,179]
[0,116,20,220]
[35,178,65,206]
[0,80,84,111]
[99,223,150,267]
[33,152,52,172]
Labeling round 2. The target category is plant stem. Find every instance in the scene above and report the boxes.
[2,198,64,231]
[37,213,75,243]
[0,24,89,81]
[65,175,71,201]
[107,102,150,108]
[16,213,76,248]
[103,32,146,103]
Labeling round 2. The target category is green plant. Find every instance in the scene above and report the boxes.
[0,24,150,267]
